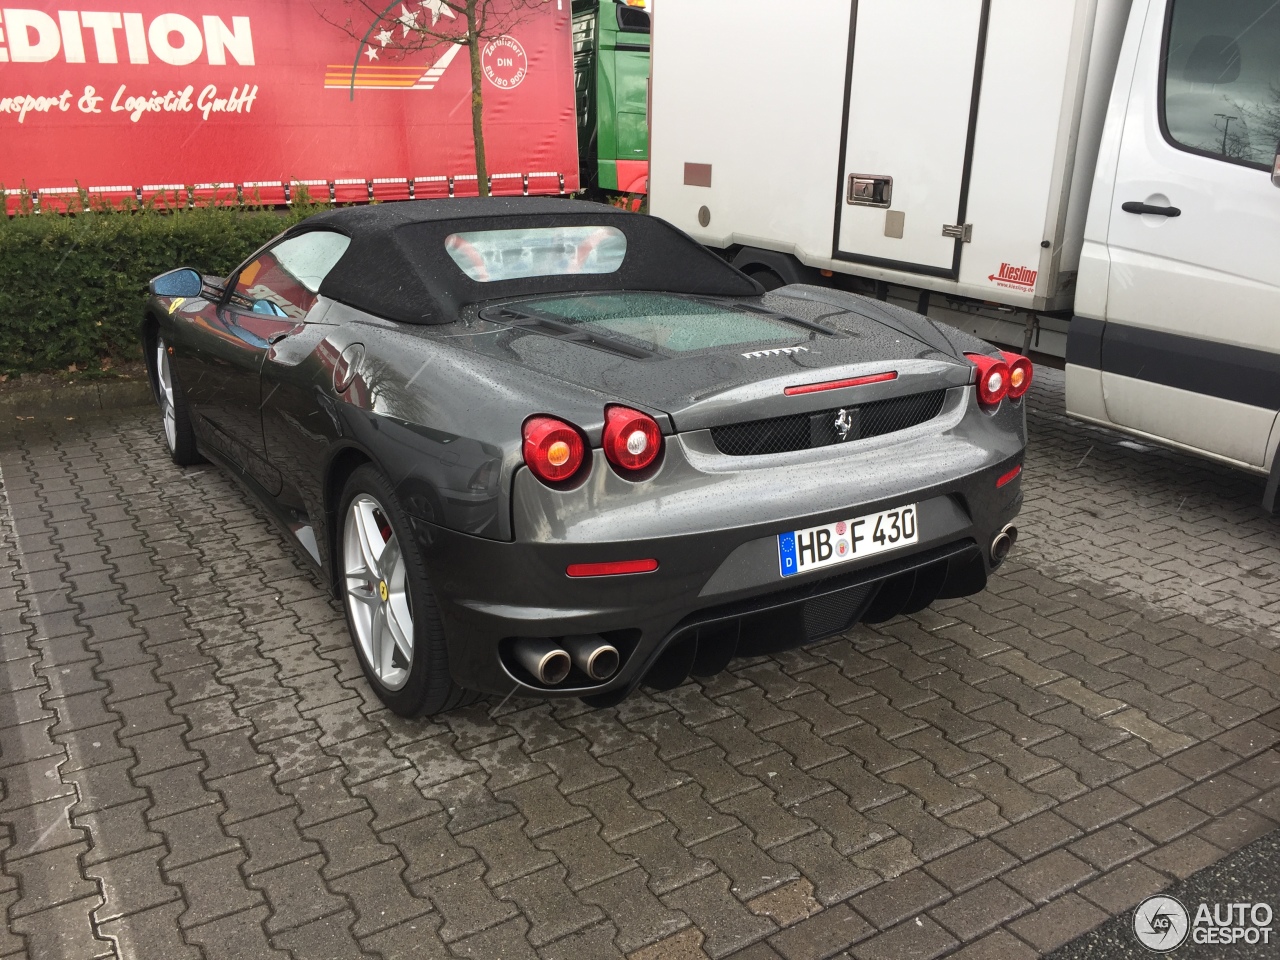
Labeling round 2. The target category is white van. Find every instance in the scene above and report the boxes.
[1064,0,1280,510]
[647,0,1280,510]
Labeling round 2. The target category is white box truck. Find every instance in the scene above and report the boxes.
[648,0,1280,510]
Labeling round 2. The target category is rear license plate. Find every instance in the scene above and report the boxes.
[778,504,918,578]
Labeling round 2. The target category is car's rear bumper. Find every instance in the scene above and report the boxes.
[418,522,1005,699]
[412,388,1025,697]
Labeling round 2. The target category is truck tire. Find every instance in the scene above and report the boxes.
[747,268,786,291]
[731,247,827,291]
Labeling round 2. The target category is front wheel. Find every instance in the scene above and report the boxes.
[155,336,201,465]
[338,465,476,717]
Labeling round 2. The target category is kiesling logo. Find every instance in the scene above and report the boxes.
[1134,896,1190,952]
[988,262,1038,290]
[742,346,809,359]
[0,9,254,65]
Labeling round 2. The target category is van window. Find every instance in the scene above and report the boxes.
[1162,0,1280,169]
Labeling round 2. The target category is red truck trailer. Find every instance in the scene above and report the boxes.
[0,1,580,213]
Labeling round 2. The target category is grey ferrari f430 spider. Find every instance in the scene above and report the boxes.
[144,198,1030,716]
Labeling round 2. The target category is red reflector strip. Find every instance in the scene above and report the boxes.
[566,559,659,578]
[996,464,1022,488]
[783,371,897,396]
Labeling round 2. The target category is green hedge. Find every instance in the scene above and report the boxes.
[0,201,319,374]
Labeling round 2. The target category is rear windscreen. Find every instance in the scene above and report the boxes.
[519,293,804,354]
[445,226,626,282]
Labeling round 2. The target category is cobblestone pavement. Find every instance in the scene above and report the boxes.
[0,367,1277,960]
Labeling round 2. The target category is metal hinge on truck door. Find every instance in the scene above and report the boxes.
[942,223,973,242]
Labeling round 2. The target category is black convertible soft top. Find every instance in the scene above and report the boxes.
[288,198,762,325]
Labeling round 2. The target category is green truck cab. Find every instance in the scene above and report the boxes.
[572,0,651,197]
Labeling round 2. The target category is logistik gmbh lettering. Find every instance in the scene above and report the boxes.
[2,82,258,122]
[108,82,258,121]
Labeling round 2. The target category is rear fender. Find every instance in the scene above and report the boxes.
[319,320,654,542]
[321,444,375,592]
[329,399,512,542]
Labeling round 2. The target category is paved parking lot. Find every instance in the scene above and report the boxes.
[0,367,1277,960]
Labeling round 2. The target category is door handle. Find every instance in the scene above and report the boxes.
[1121,201,1181,217]
[267,323,306,345]
[847,174,893,208]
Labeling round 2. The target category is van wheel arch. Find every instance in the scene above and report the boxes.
[1264,442,1280,515]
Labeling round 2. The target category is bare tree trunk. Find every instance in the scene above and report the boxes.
[467,30,489,197]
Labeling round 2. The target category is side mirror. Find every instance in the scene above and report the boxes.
[1273,142,1279,188]
[150,268,204,298]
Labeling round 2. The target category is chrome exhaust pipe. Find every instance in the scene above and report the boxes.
[563,635,620,682]
[514,639,572,686]
[990,523,1018,566]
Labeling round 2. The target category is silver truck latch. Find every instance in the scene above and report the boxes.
[847,174,893,208]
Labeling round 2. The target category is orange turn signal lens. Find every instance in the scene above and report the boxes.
[546,440,571,467]
[1000,352,1034,400]
[523,416,587,485]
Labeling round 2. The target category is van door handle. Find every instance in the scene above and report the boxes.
[1121,201,1181,217]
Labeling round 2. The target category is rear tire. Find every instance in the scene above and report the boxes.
[155,337,202,466]
[747,268,785,292]
[338,464,477,717]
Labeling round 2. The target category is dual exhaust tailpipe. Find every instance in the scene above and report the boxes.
[991,523,1018,566]
[513,635,620,687]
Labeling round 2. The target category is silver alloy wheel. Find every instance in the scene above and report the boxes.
[343,494,414,691]
[156,338,177,451]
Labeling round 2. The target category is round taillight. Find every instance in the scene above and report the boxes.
[522,416,587,484]
[965,353,1010,408]
[603,405,662,474]
[1001,351,1034,400]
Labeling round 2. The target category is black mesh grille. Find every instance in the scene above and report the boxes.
[802,584,873,641]
[710,390,948,456]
